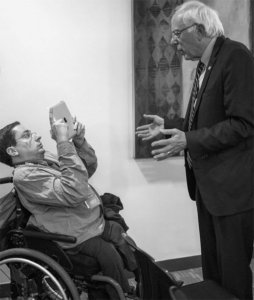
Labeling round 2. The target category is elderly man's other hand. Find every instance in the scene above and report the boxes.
[136,114,164,141]
[151,129,187,160]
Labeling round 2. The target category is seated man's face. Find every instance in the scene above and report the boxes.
[11,124,45,162]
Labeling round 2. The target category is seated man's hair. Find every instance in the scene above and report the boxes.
[0,121,20,166]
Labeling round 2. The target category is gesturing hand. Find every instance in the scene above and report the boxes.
[72,117,86,147]
[49,108,69,143]
[151,129,187,160]
[136,114,164,141]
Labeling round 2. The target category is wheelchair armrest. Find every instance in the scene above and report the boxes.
[23,229,77,244]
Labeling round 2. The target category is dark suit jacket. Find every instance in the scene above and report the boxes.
[165,36,254,216]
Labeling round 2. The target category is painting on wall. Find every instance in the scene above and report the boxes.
[251,0,254,54]
[133,0,183,159]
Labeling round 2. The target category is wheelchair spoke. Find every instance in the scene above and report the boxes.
[0,249,80,300]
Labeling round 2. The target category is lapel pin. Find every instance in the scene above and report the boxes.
[208,66,211,71]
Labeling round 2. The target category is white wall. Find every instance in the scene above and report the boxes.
[0,0,199,261]
[2,0,250,261]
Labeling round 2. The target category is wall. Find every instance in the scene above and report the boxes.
[0,0,251,261]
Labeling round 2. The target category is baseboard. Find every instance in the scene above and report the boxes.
[157,255,201,272]
[157,250,254,272]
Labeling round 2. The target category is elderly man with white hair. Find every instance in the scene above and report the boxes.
[136,1,254,299]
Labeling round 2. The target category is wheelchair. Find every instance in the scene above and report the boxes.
[0,176,137,299]
[0,176,239,300]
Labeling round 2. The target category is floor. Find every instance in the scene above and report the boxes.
[0,259,253,299]
[171,259,254,299]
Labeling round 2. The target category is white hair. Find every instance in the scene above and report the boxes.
[172,1,224,38]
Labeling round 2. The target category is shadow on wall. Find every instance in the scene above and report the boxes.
[135,157,185,183]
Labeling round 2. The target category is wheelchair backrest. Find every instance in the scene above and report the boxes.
[123,234,180,300]
[0,177,30,250]
[24,225,74,272]
[0,179,16,251]
[0,189,16,230]
[134,247,179,300]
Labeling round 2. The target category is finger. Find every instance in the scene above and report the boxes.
[142,136,154,141]
[153,152,170,160]
[49,108,54,126]
[136,124,150,131]
[143,114,156,120]
[136,132,153,140]
[151,145,171,155]
[76,123,83,134]
[80,124,85,133]
[73,121,79,132]
[160,128,177,136]
[151,139,171,147]
[136,130,149,136]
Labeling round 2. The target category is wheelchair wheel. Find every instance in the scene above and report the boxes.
[0,248,80,300]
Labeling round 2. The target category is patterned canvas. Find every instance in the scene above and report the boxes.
[134,0,183,158]
[252,0,254,54]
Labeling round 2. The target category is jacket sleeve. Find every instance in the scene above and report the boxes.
[74,139,98,178]
[13,141,95,208]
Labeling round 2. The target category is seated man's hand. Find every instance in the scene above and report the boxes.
[136,114,164,141]
[73,117,86,147]
[49,109,69,143]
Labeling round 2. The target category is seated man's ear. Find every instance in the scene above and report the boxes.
[6,146,19,157]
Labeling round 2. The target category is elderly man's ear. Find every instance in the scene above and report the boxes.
[6,146,19,157]
[197,24,206,38]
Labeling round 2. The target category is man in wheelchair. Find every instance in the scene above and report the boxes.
[0,112,137,298]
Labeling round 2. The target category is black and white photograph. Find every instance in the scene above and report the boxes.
[0,1,253,299]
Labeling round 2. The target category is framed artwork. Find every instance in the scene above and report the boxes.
[133,0,253,159]
[251,0,254,54]
[133,0,183,158]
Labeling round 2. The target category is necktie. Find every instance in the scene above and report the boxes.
[187,61,205,168]
[188,61,205,131]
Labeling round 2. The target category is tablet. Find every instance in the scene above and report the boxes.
[49,101,76,139]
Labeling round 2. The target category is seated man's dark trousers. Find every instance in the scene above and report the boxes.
[66,220,136,295]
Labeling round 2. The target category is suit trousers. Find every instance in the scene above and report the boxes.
[196,189,254,300]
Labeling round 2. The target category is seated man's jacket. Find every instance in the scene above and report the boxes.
[100,193,129,232]
[13,140,105,249]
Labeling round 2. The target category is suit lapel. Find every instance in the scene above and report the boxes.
[190,36,226,124]
[183,36,226,130]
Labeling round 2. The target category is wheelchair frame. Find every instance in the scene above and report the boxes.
[0,177,128,300]
[0,176,240,300]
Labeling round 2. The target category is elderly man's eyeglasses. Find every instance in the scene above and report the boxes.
[172,23,198,40]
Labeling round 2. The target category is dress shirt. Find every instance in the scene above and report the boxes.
[199,37,217,87]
